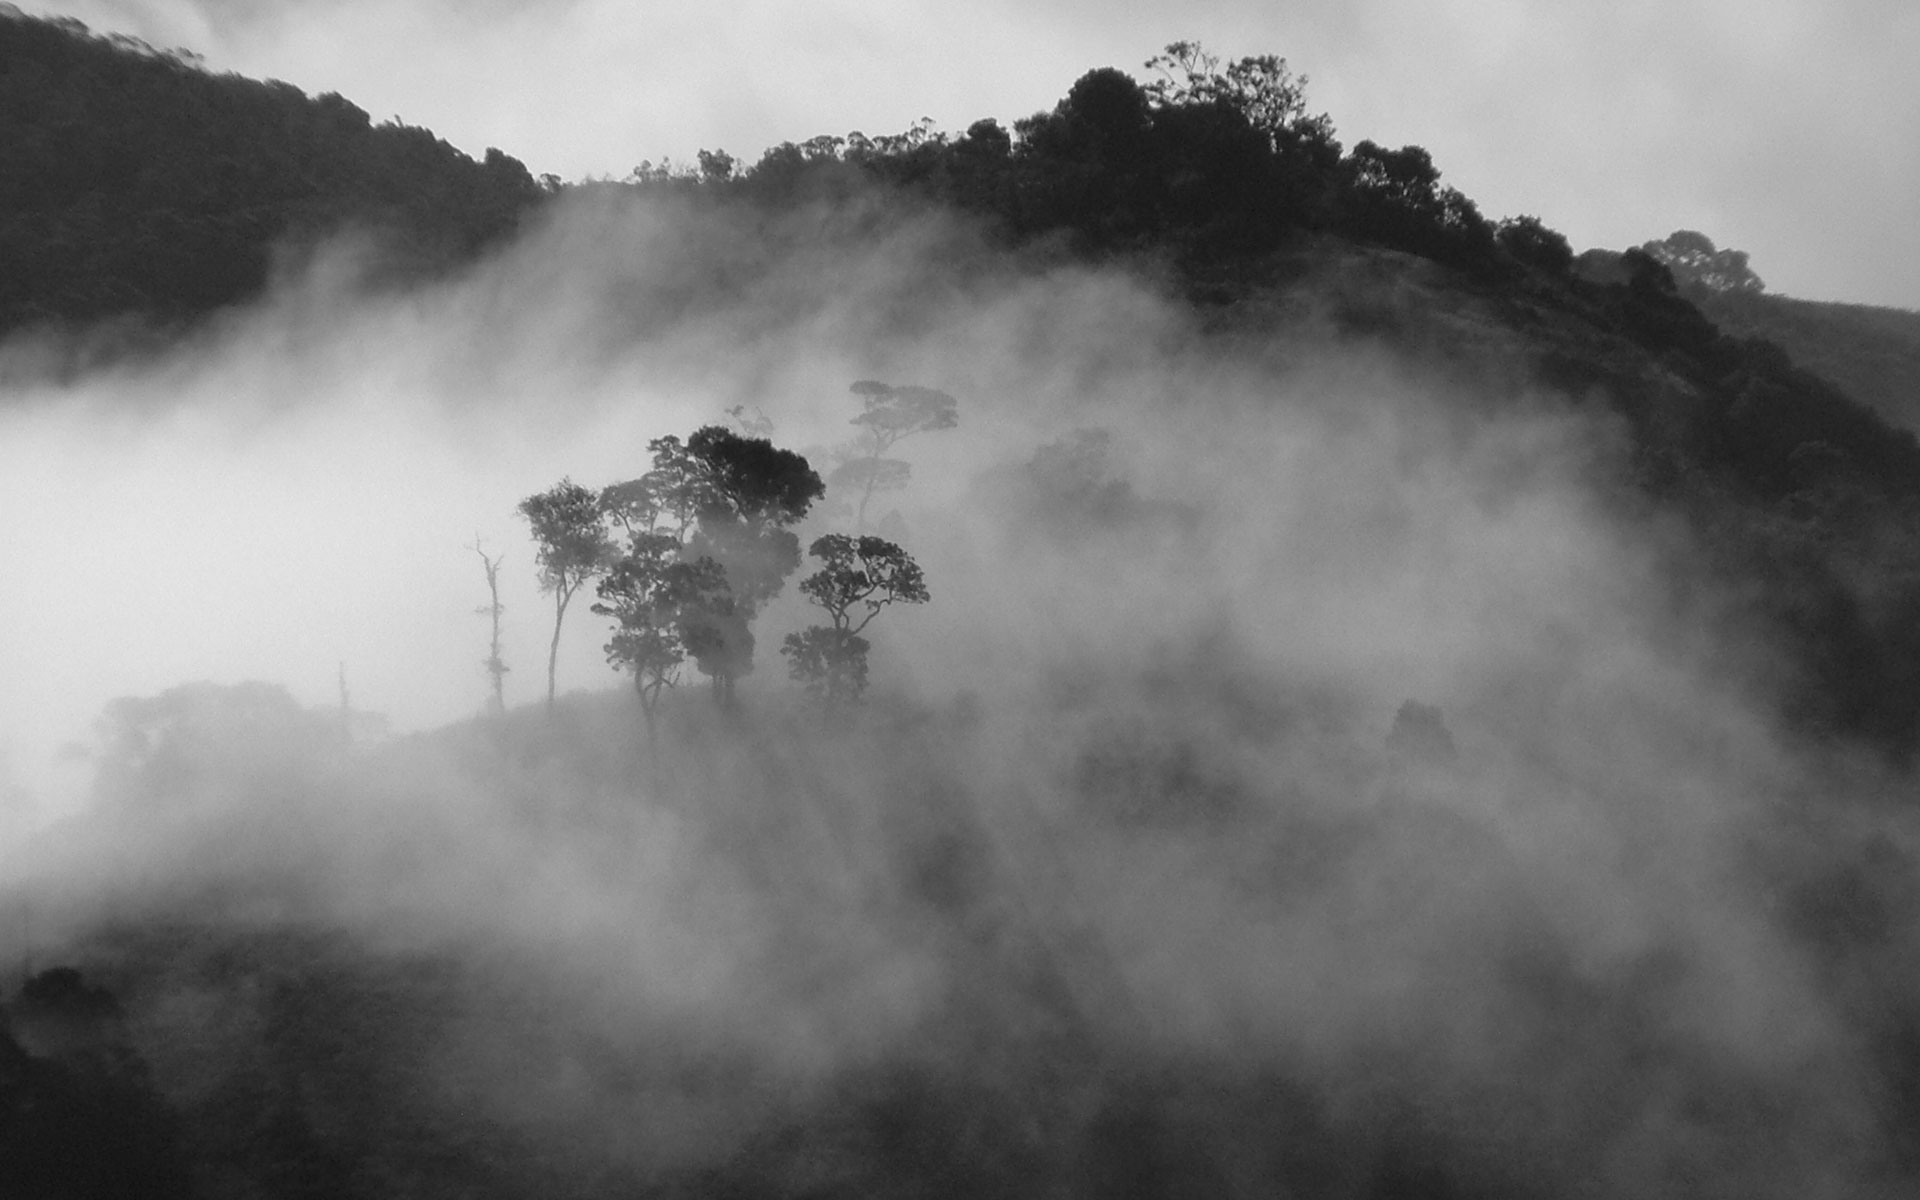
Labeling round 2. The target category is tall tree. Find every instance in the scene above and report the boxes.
[604,427,823,708]
[517,479,615,713]
[782,534,929,707]
[591,532,731,748]
[829,381,958,531]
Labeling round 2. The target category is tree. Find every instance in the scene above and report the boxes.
[1496,215,1573,276]
[1340,140,1494,268]
[782,535,930,706]
[591,532,731,747]
[604,427,824,708]
[1143,40,1337,163]
[471,535,508,714]
[517,479,615,713]
[90,682,333,808]
[829,381,958,530]
[1640,229,1766,294]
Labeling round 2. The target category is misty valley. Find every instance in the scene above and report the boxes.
[9,12,1920,1200]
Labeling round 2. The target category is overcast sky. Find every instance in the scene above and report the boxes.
[29,0,1920,309]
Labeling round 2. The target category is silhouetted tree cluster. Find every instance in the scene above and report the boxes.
[1334,140,1495,270]
[516,416,948,728]
[0,9,545,335]
[1640,229,1766,294]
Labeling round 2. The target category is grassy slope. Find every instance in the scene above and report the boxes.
[1689,288,1920,433]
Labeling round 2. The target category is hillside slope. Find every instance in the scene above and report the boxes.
[1688,288,1920,433]
[0,7,545,336]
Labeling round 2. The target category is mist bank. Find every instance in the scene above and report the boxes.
[4,180,1920,1197]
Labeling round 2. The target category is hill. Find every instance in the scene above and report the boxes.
[8,15,1920,1200]
[0,6,545,338]
[1688,290,1920,434]
[11,674,1920,1199]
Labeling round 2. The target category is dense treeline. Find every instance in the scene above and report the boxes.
[0,7,545,334]
[627,44,1521,278]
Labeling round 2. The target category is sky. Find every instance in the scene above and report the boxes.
[25,0,1920,312]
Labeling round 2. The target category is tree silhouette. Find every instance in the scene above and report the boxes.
[1496,215,1573,275]
[591,532,732,747]
[1143,40,1337,162]
[603,427,823,708]
[782,535,929,706]
[517,479,615,713]
[1640,229,1766,294]
[829,381,958,530]
[0,969,194,1200]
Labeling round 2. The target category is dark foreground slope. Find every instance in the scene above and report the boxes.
[9,675,1920,1200]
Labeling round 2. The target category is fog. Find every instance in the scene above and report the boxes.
[5,187,1920,1196]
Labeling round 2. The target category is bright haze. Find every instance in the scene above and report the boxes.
[27,0,1920,311]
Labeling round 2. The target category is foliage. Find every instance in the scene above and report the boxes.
[1640,229,1766,294]
[1,970,195,1200]
[591,533,732,737]
[1338,140,1495,270]
[1142,40,1339,163]
[1496,215,1574,276]
[1686,288,1920,434]
[783,535,929,705]
[601,426,824,707]
[518,479,617,710]
[779,625,873,707]
[0,8,544,335]
[830,380,959,529]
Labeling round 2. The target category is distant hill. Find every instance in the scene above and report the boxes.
[0,7,546,335]
[1688,289,1920,434]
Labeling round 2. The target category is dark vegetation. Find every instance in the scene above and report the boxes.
[1687,292,1920,436]
[1,968,194,1199]
[10,9,1920,1198]
[0,6,544,340]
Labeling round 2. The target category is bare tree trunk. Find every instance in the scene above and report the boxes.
[546,587,568,714]
[473,536,508,714]
[856,466,877,532]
